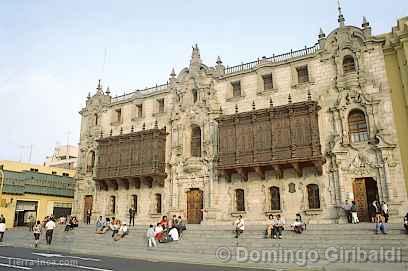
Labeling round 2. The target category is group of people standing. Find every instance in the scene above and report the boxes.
[342,199,390,234]
[342,200,389,225]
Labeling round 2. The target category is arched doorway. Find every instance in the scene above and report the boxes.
[352,178,379,222]
[187,189,203,224]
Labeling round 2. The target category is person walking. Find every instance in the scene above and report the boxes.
[381,201,389,223]
[86,209,92,225]
[233,215,245,238]
[33,221,42,248]
[342,200,352,223]
[351,201,359,224]
[147,224,157,247]
[375,215,386,234]
[0,214,5,242]
[45,218,56,245]
[128,207,135,227]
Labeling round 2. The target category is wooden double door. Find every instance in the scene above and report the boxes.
[352,178,379,222]
[83,195,93,221]
[187,189,203,224]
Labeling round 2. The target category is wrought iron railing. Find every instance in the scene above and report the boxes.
[225,43,320,75]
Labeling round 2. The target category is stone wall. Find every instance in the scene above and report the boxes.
[73,18,408,225]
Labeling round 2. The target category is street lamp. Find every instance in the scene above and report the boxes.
[0,165,4,208]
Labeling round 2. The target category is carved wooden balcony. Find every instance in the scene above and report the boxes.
[95,128,166,190]
[216,99,324,181]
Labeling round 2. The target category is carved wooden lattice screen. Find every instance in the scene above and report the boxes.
[216,100,323,178]
[95,128,166,181]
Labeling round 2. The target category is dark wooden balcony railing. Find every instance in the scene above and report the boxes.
[95,128,166,190]
[216,99,323,181]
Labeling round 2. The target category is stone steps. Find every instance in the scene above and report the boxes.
[5,223,408,270]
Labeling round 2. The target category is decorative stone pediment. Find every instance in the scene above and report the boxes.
[334,88,373,110]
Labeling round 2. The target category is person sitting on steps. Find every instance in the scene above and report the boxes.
[273,214,285,239]
[113,223,129,241]
[265,214,275,238]
[403,212,408,234]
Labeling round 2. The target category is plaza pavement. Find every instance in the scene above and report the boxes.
[0,223,407,271]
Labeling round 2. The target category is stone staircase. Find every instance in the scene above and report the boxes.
[5,223,408,271]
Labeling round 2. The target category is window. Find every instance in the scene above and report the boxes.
[155,194,162,214]
[297,66,309,83]
[270,186,281,211]
[192,89,198,103]
[307,184,320,209]
[231,81,241,97]
[348,110,369,143]
[94,113,99,126]
[87,151,95,173]
[109,196,116,214]
[191,125,201,157]
[288,183,296,193]
[343,55,356,74]
[157,99,165,113]
[115,109,122,122]
[131,195,138,214]
[136,104,143,118]
[262,73,273,90]
[235,189,245,212]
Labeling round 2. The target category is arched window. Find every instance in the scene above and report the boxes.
[343,55,356,74]
[235,189,245,212]
[87,151,95,173]
[192,89,198,103]
[155,194,162,214]
[109,196,116,214]
[288,183,296,193]
[348,110,369,143]
[270,186,281,210]
[131,195,138,214]
[191,125,201,157]
[307,184,320,209]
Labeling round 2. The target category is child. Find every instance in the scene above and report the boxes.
[147,224,157,247]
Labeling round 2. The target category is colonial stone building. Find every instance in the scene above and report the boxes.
[73,10,408,225]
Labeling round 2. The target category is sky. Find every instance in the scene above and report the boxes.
[0,0,407,164]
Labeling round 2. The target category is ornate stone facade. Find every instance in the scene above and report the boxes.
[73,12,408,225]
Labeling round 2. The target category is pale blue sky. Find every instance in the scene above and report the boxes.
[0,0,407,164]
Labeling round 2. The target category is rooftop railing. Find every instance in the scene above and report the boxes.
[225,43,320,75]
[112,82,169,103]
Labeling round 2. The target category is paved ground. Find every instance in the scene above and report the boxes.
[1,224,407,271]
[0,245,268,271]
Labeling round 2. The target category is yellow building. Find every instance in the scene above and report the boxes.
[0,160,75,229]
[380,17,408,193]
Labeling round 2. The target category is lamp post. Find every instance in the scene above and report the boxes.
[0,165,4,209]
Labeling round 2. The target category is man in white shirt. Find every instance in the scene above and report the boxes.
[234,215,245,238]
[342,200,352,223]
[45,218,56,245]
[169,227,179,241]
